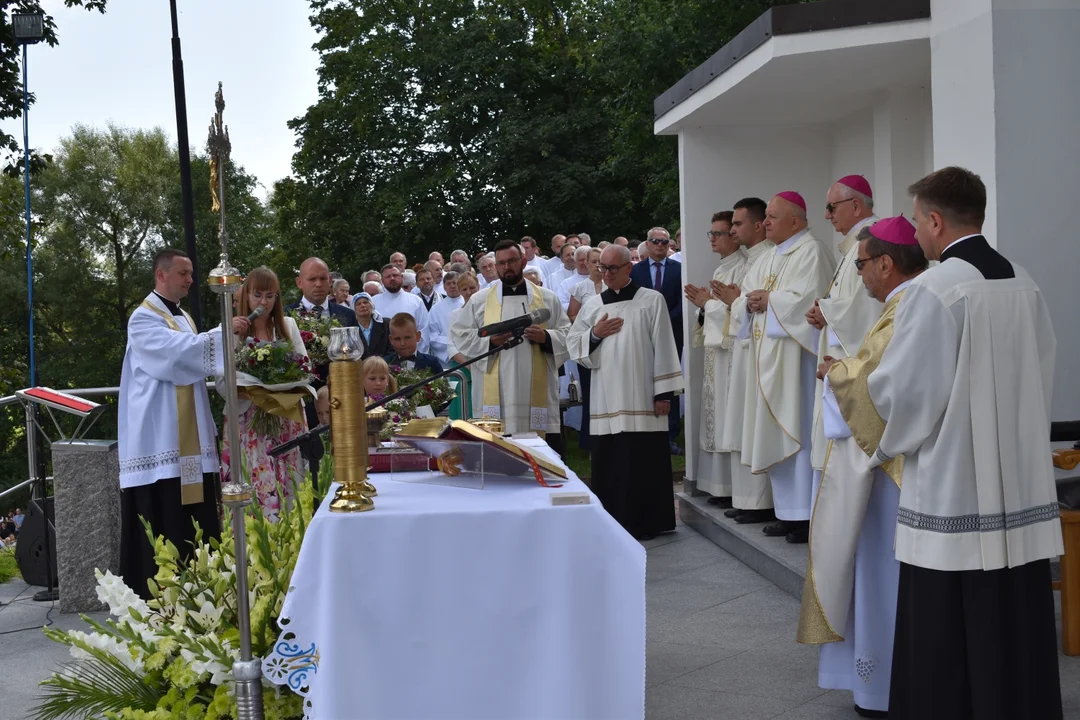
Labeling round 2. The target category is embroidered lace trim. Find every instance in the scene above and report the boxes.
[897,502,1060,534]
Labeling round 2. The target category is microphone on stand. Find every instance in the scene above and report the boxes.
[477,307,551,337]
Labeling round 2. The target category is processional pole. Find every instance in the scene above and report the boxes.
[206,82,264,720]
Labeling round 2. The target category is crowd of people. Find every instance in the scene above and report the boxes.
[0,508,23,548]
[113,163,1065,720]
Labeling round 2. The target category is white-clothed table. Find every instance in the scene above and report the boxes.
[265,438,646,720]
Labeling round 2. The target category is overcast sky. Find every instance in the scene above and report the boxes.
[1,0,321,198]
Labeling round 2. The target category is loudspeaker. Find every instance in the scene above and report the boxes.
[15,496,57,588]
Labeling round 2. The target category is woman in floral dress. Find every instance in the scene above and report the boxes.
[221,267,311,521]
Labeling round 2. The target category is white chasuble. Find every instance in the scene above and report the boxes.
[868,258,1063,572]
[567,284,683,435]
[810,217,882,471]
[449,281,569,434]
[119,293,224,491]
[691,250,748,497]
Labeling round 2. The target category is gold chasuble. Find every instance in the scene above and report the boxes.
[797,290,905,644]
[139,300,206,505]
[481,280,552,435]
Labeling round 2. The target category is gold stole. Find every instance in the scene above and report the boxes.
[825,291,906,486]
[481,282,549,435]
[139,300,206,505]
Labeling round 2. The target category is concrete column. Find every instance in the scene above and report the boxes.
[52,439,121,613]
[930,0,1080,420]
[873,87,933,218]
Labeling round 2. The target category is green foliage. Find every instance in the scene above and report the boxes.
[0,1,108,168]
[0,545,20,583]
[36,479,318,720]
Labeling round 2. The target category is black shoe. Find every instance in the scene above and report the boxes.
[762,521,792,537]
[735,509,774,524]
[636,533,656,542]
[724,508,742,518]
[669,441,684,456]
[854,705,888,718]
[706,496,733,508]
[785,520,810,544]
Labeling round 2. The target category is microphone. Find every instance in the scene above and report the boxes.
[246,305,266,323]
[477,307,551,338]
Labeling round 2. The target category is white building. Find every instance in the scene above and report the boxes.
[655,0,1080,483]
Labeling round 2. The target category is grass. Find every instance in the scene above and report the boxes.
[0,546,20,584]
[562,427,687,480]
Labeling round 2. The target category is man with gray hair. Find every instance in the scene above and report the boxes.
[449,249,471,267]
[577,232,591,247]
[556,245,592,311]
[363,280,382,296]
[478,252,498,289]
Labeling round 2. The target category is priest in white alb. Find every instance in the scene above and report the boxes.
[807,175,881,506]
[568,245,683,540]
[118,249,225,599]
[717,198,776,523]
[423,270,465,368]
[869,168,1063,720]
[797,216,928,719]
[451,239,570,455]
[372,263,431,352]
[731,191,833,543]
[684,210,746,507]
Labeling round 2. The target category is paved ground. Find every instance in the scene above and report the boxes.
[2,522,1078,719]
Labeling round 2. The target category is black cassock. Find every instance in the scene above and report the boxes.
[119,474,221,600]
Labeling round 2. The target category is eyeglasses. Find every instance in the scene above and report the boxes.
[648,237,670,245]
[495,258,521,268]
[598,262,630,274]
[251,291,279,301]
[853,255,885,271]
[825,198,856,214]
[706,231,731,239]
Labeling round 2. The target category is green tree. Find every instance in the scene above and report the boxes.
[0,0,107,167]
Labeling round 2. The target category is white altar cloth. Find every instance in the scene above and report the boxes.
[265,439,646,720]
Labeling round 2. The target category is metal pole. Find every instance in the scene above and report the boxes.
[22,43,34,387]
[168,0,202,330]
[207,83,263,719]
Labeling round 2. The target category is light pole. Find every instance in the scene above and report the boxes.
[13,11,45,388]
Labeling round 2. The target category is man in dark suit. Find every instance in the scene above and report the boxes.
[284,257,358,476]
[384,312,443,375]
[630,227,685,454]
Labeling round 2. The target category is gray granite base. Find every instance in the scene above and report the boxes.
[52,440,121,613]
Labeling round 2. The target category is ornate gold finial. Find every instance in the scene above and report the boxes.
[208,82,231,215]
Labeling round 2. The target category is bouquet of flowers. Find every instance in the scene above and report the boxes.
[368,394,416,441]
[389,365,456,415]
[233,339,316,436]
[289,308,341,366]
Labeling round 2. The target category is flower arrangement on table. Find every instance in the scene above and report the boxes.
[368,394,416,441]
[389,365,455,415]
[288,309,340,367]
[35,472,322,720]
[235,340,316,437]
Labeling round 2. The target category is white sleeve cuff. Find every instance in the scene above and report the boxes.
[822,376,853,440]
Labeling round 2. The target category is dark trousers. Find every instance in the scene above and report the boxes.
[889,559,1063,720]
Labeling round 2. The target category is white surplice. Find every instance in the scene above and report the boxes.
[567,284,683,434]
[557,272,591,311]
[118,292,224,489]
[425,295,465,367]
[732,230,834,520]
[372,289,431,352]
[546,266,575,293]
[691,249,749,498]
[869,254,1063,571]
[540,254,563,282]
[720,241,775,509]
[450,282,569,434]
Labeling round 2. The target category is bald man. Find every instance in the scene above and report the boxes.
[730,193,833,543]
[390,252,408,271]
[541,234,568,281]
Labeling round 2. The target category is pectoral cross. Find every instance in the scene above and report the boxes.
[764,274,779,292]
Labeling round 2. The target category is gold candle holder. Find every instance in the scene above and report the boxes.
[327,329,373,513]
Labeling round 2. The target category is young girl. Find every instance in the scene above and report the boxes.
[362,356,398,398]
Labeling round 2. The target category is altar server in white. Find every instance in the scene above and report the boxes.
[451,240,570,455]
[118,249,225,599]
[556,245,592,311]
[545,242,578,292]
[568,245,683,540]
[424,270,465,368]
[871,168,1063,720]
[372,263,431,352]
[807,175,881,505]
[716,198,775,523]
[731,191,833,543]
[798,216,928,718]
[684,210,746,506]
